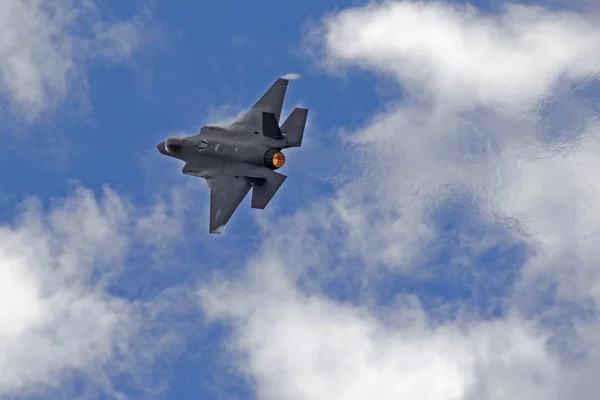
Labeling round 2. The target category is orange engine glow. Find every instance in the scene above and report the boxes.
[272,151,286,168]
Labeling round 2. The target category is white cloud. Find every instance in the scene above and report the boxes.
[0,0,151,122]
[313,0,600,297]
[315,2,600,111]
[135,181,202,258]
[200,259,562,400]
[0,184,190,397]
[198,1,600,399]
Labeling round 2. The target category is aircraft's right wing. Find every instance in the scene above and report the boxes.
[206,175,252,234]
[230,76,292,132]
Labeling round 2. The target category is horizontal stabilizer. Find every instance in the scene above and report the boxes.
[281,108,308,148]
[262,112,284,140]
[251,171,287,209]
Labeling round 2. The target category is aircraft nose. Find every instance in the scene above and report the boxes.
[157,141,166,154]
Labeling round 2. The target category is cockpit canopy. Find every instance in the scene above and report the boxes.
[165,137,184,154]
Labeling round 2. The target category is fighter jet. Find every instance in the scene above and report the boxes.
[156,74,308,234]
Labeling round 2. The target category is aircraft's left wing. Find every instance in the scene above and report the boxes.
[206,175,252,234]
[231,75,296,132]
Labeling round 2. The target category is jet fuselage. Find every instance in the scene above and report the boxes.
[156,125,287,179]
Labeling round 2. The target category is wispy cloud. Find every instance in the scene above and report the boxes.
[0,184,194,398]
[199,259,559,400]
[198,2,600,399]
[0,0,155,122]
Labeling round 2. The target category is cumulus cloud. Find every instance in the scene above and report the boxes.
[200,259,563,400]
[0,0,151,122]
[198,1,600,399]
[0,184,191,398]
[310,0,600,302]
[314,1,600,111]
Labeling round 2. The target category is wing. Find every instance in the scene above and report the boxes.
[230,77,290,132]
[206,175,252,234]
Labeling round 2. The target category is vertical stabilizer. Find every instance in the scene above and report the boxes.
[262,112,284,140]
[281,108,308,148]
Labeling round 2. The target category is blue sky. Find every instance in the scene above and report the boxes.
[2,1,600,399]
[0,1,389,398]
[0,0,385,216]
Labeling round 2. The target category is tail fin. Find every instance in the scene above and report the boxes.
[262,112,284,140]
[281,108,308,148]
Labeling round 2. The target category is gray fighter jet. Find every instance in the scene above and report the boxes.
[156,74,308,234]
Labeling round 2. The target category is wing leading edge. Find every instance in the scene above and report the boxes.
[231,77,291,132]
[207,175,252,234]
